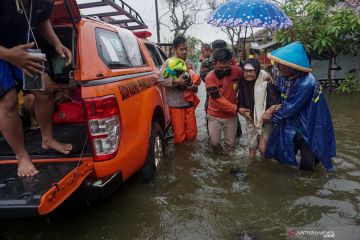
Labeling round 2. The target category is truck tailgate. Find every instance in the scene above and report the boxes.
[0,161,93,217]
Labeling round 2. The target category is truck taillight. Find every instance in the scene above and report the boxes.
[84,96,121,161]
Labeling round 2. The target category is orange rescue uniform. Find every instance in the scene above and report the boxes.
[158,59,201,144]
[205,66,243,118]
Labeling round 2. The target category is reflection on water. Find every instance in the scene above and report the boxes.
[1,87,360,240]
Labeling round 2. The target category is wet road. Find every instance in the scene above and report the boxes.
[1,86,360,240]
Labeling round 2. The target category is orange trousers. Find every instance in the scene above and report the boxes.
[169,107,197,144]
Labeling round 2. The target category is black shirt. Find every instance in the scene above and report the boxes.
[238,80,256,117]
[0,0,53,48]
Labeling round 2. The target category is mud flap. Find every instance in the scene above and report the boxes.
[0,161,93,217]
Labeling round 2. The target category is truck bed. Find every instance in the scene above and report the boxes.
[0,124,94,217]
[0,162,79,217]
[0,124,92,160]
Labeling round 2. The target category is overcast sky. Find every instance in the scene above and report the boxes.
[77,0,289,44]
[76,0,233,43]
[122,0,230,44]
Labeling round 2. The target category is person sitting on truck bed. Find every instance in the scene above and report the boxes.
[158,36,200,144]
[0,0,73,177]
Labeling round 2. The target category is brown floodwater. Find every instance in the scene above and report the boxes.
[1,86,359,240]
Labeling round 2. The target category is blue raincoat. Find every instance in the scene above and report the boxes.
[265,73,336,171]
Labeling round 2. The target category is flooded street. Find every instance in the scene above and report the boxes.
[1,86,360,240]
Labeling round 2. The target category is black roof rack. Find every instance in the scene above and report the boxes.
[78,0,148,30]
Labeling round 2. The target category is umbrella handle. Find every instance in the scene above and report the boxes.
[243,26,248,51]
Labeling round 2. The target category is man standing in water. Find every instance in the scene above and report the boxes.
[205,48,243,154]
[264,42,336,171]
[0,0,73,177]
[202,40,242,138]
[158,36,200,144]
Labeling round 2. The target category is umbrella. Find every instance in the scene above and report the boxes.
[207,0,292,49]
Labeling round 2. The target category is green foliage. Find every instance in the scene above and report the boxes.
[275,0,360,87]
[336,73,360,94]
[275,0,360,57]
[185,36,203,67]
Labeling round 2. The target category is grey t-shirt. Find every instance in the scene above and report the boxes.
[158,59,194,108]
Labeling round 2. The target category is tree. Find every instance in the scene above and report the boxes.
[205,0,245,57]
[162,0,203,38]
[186,36,203,66]
[275,0,360,86]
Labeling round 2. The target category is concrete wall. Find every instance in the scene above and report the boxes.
[312,52,359,81]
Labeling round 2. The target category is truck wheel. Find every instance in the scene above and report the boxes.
[141,122,164,182]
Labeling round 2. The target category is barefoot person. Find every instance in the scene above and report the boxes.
[238,58,281,158]
[0,0,72,177]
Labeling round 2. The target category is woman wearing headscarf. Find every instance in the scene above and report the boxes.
[238,58,281,158]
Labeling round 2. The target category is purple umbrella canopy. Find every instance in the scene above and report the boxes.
[207,0,292,29]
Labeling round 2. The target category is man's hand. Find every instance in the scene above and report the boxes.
[55,43,72,66]
[36,20,72,66]
[262,104,282,123]
[261,109,272,123]
[174,76,187,86]
[244,111,252,121]
[187,83,197,91]
[239,107,252,121]
[265,73,275,84]
[3,42,46,77]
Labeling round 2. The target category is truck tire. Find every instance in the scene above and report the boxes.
[141,122,164,182]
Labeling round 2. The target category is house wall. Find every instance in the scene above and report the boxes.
[312,52,359,81]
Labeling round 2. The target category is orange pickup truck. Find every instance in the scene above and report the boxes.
[0,0,171,217]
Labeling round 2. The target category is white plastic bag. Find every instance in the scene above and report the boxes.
[114,27,144,66]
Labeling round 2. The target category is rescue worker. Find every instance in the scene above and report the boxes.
[158,36,200,144]
[205,48,243,153]
[0,0,72,177]
[202,40,242,138]
[264,42,336,171]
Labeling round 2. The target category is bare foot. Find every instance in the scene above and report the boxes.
[42,138,73,155]
[17,155,39,177]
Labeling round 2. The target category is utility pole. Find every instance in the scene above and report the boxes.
[155,0,161,43]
